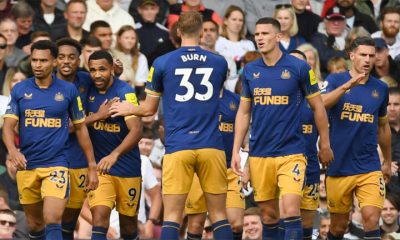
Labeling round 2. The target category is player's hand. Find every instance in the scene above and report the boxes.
[318,146,334,168]
[382,162,392,184]
[143,220,155,238]
[97,153,118,174]
[343,73,365,90]
[231,152,243,176]
[85,164,99,192]
[391,162,398,175]
[113,58,123,76]
[241,164,250,191]
[109,101,135,117]
[96,99,118,120]
[9,149,27,170]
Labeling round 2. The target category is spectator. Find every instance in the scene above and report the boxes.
[319,169,327,211]
[83,0,135,35]
[244,0,291,36]
[2,67,26,97]
[328,0,379,34]
[147,22,180,67]
[167,0,222,30]
[234,51,261,95]
[310,7,348,75]
[243,207,263,240]
[111,25,149,88]
[344,26,370,51]
[355,0,399,24]
[11,1,35,50]
[316,211,330,240]
[215,5,255,68]
[137,127,162,239]
[327,56,348,74]
[89,20,113,51]
[273,4,305,53]
[297,43,324,86]
[129,0,169,25]
[79,36,102,72]
[21,30,51,56]
[0,33,7,93]
[33,0,68,41]
[370,38,400,83]
[135,0,169,62]
[200,19,237,92]
[57,0,89,42]
[371,7,400,59]
[0,18,26,68]
[292,0,322,42]
[0,209,16,239]
[0,186,28,238]
[380,194,400,235]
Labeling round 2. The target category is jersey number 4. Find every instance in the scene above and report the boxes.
[175,68,214,102]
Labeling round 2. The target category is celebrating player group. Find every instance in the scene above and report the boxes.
[3,10,391,240]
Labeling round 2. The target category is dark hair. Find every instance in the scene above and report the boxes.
[0,209,15,218]
[31,40,58,58]
[256,17,281,32]
[88,50,113,65]
[142,126,154,139]
[203,19,220,33]
[386,194,400,211]
[90,20,111,34]
[80,36,102,48]
[56,37,82,55]
[348,36,375,52]
[289,49,307,61]
[379,6,400,21]
[11,1,35,19]
[389,87,400,96]
[30,31,50,42]
[66,0,87,11]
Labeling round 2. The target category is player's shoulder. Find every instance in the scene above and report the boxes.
[369,75,389,91]
[12,77,33,92]
[114,79,135,93]
[326,72,349,83]
[55,76,76,89]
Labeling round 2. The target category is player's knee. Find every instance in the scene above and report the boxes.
[43,211,63,224]
[230,222,243,233]
[329,221,347,235]
[188,220,205,234]
[362,214,380,230]
[27,218,45,232]
[120,217,137,236]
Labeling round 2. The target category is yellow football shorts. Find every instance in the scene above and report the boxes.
[249,154,306,202]
[301,183,319,211]
[88,174,141,217]
[17,167,69,205]
[326,171,385,213]
[66,168,88,209]
[185,168,245,214]
[162,148,227,195]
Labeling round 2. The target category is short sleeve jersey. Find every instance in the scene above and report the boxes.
[301,100,320,184]
[87,79,141,177]
[4,76,85,169]
[241,54,320,157]
[67,71,92,169]
[322,72,388,176]
[145,46,227,154]
[219,89,240,168]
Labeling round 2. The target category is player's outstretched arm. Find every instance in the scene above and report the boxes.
[74,122,99,191]
[322,73,365,109]
[307,94,334,168]
[378,118,392,183]
[231,99,251,176]
[3,117,26,170]
[97,117,143,174]
[109,94,160,118]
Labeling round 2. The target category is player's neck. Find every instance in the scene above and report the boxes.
[261,48,283,66]
[35,75,53,88]
[180,38,200,47]
[56,71,76,83]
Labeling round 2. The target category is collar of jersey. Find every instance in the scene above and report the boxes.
[32,74,58,89]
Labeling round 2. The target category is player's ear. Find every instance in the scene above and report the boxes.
[276,32,282,43]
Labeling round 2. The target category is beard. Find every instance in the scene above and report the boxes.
[383,25,399,38]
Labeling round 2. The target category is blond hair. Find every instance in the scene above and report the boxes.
[177,11,203,37]
[273,7,298,37]
[297,43,322,82]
